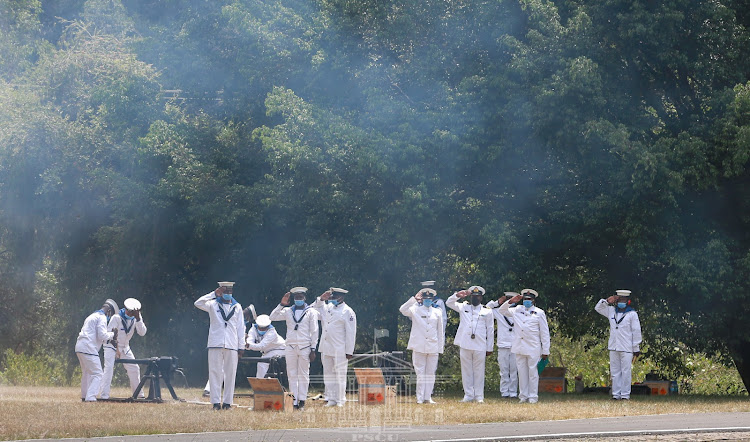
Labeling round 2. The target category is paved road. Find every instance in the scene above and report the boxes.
[23,412,750,441]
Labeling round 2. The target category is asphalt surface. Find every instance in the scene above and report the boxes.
[28,412,750,442]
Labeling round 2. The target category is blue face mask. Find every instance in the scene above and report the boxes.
[120,308,133,320]
[617,302,627,309]
[523,300,533,309]
[294,300,305,307]
[422,299,433,307]
[258,329,267,336]
[329,299,339,307]
[222,293,232,301]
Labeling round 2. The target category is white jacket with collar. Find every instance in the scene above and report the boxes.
[499,301,550,358]
[75,310,115,355]
[246,325,286,355]
[595,299,642,353]
[485,300,516,349]
[313,298,357,357]
[194,292,246,351]
[399,297,445,354]
[446,294,494,352]
[269,303,319,349]
[104,311,147,352]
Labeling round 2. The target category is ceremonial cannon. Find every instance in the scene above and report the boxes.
[108,356,182,402]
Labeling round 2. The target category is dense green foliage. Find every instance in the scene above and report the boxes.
[2,0,750,391]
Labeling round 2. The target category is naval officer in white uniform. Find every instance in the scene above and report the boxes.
[246,314,286,379]
[100,298,147,399]
[595,289,642,400]
[75,299,118,402]
[400,288,445,404]
[486,292,519,398]
[447,286,494,403]
[270,287,319,410]
[499,289,550,404]
[195,281,245,410]
[314,287,357,407]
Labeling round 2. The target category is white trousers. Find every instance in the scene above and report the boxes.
[285,345,311,405]
[322,354,348,404]
[77,353,103,401]
[497,347,518,397]
[515,354,540,402]
[257,349,285,379]
[100,347,143,399]
[459,348,486,401]
[412,351,439,402]
[208,348,238,405]
[610,351,633,399]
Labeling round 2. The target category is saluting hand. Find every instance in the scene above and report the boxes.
[320,291,332,301]
[606,295,617,304]
[456,290,469,298]
[133,309,141,321]
[510,294,523,304]
[281,292,291,306]
[415,291,424,302]
[215,286,226,297]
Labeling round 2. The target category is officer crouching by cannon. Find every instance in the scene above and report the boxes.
[245,314,286,379]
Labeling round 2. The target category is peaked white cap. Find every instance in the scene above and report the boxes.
[468,285,485,295]
[104,299,119,313]
[123,298,141,310]
[521,288,539,298]
[218,281,235,287]
[290,287,308,294]
[421,288,437,297]
[616,289,632,297]
[330,287,349,294]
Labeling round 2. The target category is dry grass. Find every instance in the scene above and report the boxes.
[0,385,748,440]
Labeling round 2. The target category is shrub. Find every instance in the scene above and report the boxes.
[0,349,72,386]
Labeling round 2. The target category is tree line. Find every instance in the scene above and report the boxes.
[1,0,750,390]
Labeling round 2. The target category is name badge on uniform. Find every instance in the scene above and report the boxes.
[421,315,427,318]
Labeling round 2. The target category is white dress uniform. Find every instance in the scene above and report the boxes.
[75,309,115,401]
[486,300,518,398]
[399,296,445,403]
[446,294,494,402]
[499,301,550,403]
[313,297,357,406]
[269,303,319,405]
[595,299,642,399]
[246,324,286,378]
[100,310,147,399]
[194,292,246,406]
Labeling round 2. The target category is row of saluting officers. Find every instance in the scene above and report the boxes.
[73,282,640,407]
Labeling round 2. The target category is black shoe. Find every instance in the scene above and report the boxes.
[298,400,305,410]
[213,403,221,410]
[293,404,299,410]
[222,403,231,410]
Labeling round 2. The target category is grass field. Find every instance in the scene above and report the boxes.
[0,385,748,440]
